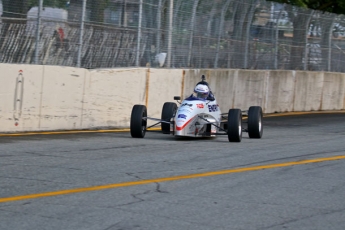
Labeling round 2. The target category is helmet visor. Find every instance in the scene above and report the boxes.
[193,91,209,99]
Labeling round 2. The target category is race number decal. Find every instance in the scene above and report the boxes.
[208,104,219,112]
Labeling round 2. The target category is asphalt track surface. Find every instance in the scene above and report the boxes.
[1,112,345,230]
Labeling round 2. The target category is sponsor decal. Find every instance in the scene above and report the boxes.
[196,103,204,108]
[178,114,187,119]
[208,104,219,112]
[181,103,193,107]
[178,109,191,114]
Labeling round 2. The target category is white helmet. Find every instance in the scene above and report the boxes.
[193,84,209,99]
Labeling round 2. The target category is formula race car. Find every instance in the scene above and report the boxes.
[130,76,263,142]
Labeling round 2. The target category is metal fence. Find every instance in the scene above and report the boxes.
[1,0,345,72]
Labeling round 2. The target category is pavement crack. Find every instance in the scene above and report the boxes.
[126,173,168,194]
[81,144,146,152]
[24,151,72,157]
[155,182,169,193]
[259,208,345,230]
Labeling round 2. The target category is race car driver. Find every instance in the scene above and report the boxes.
[194,75,215,101]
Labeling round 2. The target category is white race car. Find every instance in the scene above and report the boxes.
[130,77,263,142]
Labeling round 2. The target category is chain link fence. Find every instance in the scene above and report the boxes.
[1,0,345,72]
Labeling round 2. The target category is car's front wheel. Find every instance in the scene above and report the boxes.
[161,102,177,134]
[130,105,147,138]
[248,106,263,138]
[227,109,242,142]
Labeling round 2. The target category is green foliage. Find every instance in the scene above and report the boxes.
[269,0,345,14]
[89,0,110,23]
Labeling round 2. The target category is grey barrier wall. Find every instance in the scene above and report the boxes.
[0,63,344,133]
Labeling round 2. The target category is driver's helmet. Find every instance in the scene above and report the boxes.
[193,84,210,99]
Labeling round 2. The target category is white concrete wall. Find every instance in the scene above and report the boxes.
[265,70,295,113]
[321,72,345,110]
[147,69,183,123]
[0,64,44,132]
[39,66,86,130]
[1,63,345,133]
[82,68,147,129]
[232,70,268,111]
[293,71,324,111]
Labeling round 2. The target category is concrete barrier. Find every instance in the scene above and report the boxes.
[293,71,324,111]
[0,64,44,132]
[39,66,87,130]
[232,70,268,111]
[83,68,147,129]
[1,63,344,133]
[321,72,345,110]
[146,69,183,122]
[265,70,295,113]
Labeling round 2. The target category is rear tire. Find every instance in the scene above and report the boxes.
[248,106,263,138]
[227,109,242,142]
[130,105,147,138]
[161,102,177,134]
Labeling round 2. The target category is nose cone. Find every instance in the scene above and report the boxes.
[174,113,195,136]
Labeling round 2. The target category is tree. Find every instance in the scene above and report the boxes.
[89,0,109,23]
[268,0,345,15]
[269,0,345,70]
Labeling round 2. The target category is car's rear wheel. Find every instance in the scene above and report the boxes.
[248,106,263,138]
[227,109,242,142]
[161,102,177,134]
[130,105,147,138]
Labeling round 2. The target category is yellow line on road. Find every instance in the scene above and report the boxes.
[265,110,345,117]
[1,110,344,137]
[0,128,161,136]
[1,155,344,204]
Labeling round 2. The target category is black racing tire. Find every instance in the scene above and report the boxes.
[248,106,263,138]
[161,102,177,134]
[130,105,147,138]
[227,109,242,142]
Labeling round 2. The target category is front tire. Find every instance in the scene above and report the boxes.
[248,106,263,138]
[130,105,147,138]
[161,102,177,134]
[227,109,242,142]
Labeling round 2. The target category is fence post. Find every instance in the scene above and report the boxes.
[214,0,232,68]
[187,0,200,67]
[135,0,143,66]
[244,0,258,69]
[77,0,87,68]
[34,0,43,64]
[274,7,284,70]
[167,0,174,68]
[327,16,336,71]
[303,10,314,71]
[156,0,162,54]
[121,0,127,27]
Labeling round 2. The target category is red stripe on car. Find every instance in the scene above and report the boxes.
[176,116,195,131]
